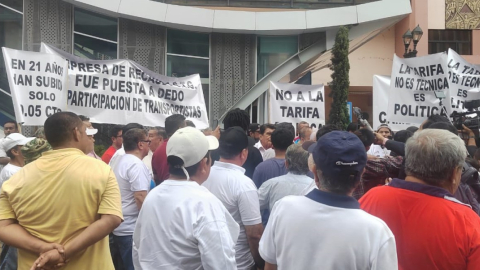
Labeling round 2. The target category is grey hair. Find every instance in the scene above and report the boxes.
[299,127,312,140]
[285,144,310,175]
[151,127,167,139]
[405,129,466,185]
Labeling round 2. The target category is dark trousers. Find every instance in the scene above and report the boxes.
[0,244,17,270]
[112,235,134,270]
[110,234,125,270]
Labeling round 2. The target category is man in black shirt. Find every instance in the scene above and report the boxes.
[221,109,263,178]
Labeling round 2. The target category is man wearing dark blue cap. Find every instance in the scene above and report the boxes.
[259,131,398,270]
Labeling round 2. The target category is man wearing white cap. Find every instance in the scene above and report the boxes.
[0,121,20,173]
[133,127,239,269]
[0,133,34,185]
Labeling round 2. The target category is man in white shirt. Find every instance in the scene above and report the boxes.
[111,128,151,270]
[0,133,34,185]
[0,133,34,270]
[260,131,398,270]
[142,127,167,179]
[133,127,239,269]
[203,127,264,270]
[367,124,392,158]
[109,123,144,169]
[0,121,19,173]
[258,144,314,213]
[254,124,275,160]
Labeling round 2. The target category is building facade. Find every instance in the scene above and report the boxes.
[1,0,411,141]
[312,0,480,128]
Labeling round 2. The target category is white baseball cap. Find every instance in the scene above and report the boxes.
[167,127,218,179]
[3,133,35,152]
[86,128,98,136]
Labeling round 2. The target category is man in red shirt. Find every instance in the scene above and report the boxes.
[152,115,186,185]
[101,125,123,164]
[360,129,480,270]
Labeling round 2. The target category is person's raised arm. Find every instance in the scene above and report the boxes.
[375,131,406,157]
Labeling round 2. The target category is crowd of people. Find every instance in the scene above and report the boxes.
[0,110,479,270]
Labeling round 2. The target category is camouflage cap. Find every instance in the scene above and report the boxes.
[21,138,52,164]
[34,127,46,139]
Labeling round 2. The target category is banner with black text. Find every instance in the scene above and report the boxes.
[387,53,449,130]
[2,48,68,126]
[372,75,390,129]
[445,49,480,115]
[269,81,325,129]
[40,43,209,128]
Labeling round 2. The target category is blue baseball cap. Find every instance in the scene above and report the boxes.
[312,131,367,180]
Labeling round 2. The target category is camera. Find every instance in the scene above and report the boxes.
[353,107,373,131]
[451,100,480,130]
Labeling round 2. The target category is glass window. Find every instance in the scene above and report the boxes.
[257,36,298,80]
[166,55,209,78]
[0,0,22,13]
[74,8,117,42]
[0,91,14,118]
[251,99,258,124]
[0,5,22,94]
[74,34,117,60]
[166,29,210,117]
[73,8,118,60]
[428,30,472,55]
[167,29,209,58]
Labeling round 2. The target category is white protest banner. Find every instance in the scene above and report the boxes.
[445,48,480,115]
[2,47,68,126]
[372,75,390,129]
[269,81,325,129]
[40,43,209,129]
[387,53,449,130]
